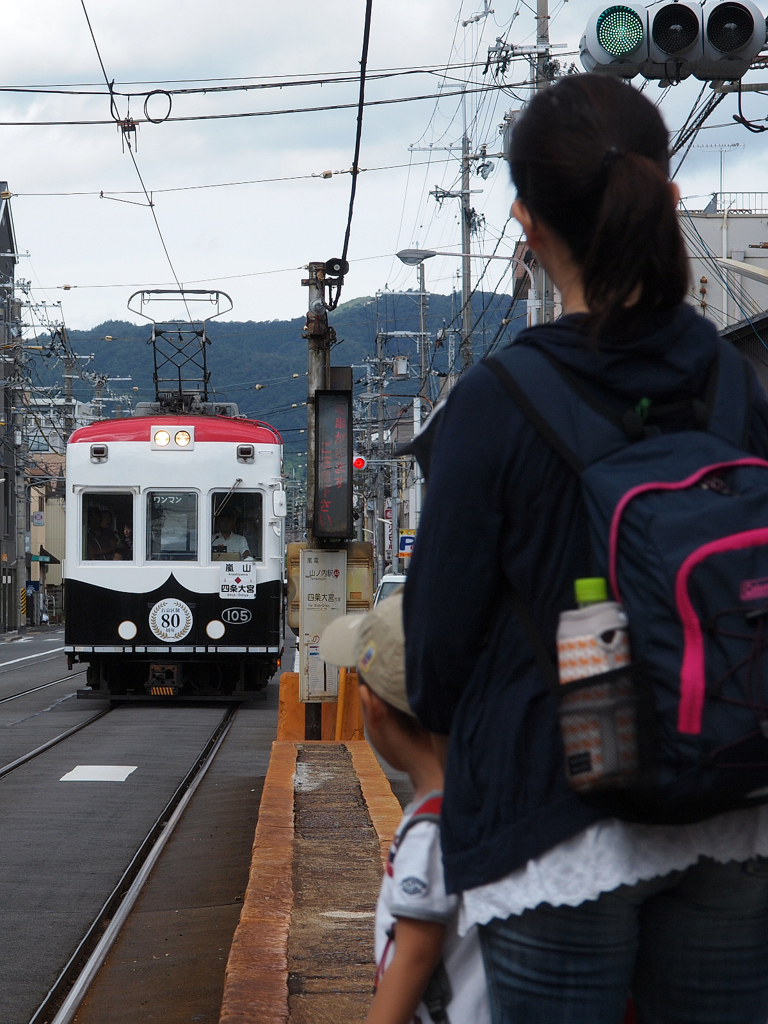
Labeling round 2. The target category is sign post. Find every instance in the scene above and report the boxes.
[299,549,347,702]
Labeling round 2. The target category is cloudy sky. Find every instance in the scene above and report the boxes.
[2,0,767,330]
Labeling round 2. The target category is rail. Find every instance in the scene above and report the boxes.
[29,703,239,1024]
[686,193,768,215]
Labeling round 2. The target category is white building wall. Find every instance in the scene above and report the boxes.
[680,197,768,330]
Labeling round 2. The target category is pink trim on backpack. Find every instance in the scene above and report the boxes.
[608,459,768,602]
[676,528,768,735]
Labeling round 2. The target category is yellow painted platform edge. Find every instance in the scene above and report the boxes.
[219,741,297,1024]
[345,740,403,870]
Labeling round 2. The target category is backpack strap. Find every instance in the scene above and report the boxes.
[381,793,454,1023]
[396,793,443,844]
[484,338,752,468]
[387,793,443,876]
[484,345,630,469]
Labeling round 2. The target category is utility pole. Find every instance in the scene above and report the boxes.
[418,262,427,397]
[302,261,331,550]
[376,330,386,582]
[11,298,26,633]
[533,0,555,325]
[64,350,75,437]
[460,130,474,370]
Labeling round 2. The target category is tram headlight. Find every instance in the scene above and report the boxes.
[175,430,191,447]
[154,429,171,447]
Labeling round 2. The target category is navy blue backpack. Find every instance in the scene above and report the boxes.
[486,338,768,824]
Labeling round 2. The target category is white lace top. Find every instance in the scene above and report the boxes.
[458,804,768,937]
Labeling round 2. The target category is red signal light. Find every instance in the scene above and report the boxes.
[352,454,367,471]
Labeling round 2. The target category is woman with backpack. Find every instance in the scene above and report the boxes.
[403,74,768,1024]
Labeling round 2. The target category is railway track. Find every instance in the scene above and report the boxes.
[0,669,87,705]
[19,703,240,1024]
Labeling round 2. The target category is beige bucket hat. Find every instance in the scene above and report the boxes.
[319,591,414,717]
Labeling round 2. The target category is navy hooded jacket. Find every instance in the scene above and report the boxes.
[403,304,768,895]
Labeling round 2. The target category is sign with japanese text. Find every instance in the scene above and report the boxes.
[219,561,256,600]
[299,549,347,702]
[314,390,353,539]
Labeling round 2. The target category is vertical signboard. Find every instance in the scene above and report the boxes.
[398,529,416,559]
[314,390,353,539]
[299,549,347,702]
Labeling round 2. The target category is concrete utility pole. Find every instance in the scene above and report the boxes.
[64,351,75,437]
[418,262,427,397]
[533,0,555,325]
[375,330,386,582]
[303,261,332,550]
[11,300,26,633]
[460,131,474,371]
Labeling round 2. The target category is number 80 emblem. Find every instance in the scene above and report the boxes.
[149,598,193,642]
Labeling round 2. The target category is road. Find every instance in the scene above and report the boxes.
[0,626,284,1024]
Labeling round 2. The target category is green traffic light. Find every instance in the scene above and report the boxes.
[597,5,645,56]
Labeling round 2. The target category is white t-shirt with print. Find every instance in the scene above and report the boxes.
[374,792,491,1024]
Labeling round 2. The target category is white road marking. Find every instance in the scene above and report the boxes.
[0,646,65,668]
[60,765,138,782]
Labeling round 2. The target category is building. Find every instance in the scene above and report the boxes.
[680,193,768,330]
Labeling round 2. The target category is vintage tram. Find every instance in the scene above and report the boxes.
[64,290,286,699]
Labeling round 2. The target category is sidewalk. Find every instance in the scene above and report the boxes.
[219,740,402,1024]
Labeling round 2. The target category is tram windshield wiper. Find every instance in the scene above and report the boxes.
[213,478,243,518]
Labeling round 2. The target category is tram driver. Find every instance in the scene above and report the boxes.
[211,511,252,561]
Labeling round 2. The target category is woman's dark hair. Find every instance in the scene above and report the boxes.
[508,75,688,338]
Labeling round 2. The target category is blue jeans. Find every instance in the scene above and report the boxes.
[478,856,768,1024]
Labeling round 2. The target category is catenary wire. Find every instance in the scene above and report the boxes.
[79,0,190,316]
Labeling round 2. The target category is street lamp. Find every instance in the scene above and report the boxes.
[396,248,535,289]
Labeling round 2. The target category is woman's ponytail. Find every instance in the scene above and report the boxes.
[582,152,688,336]
[508,76,689,339]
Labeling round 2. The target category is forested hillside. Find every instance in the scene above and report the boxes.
[52,288,525,463]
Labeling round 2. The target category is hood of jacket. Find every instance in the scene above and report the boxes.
[406,305,720,480]
[514,303,719,403]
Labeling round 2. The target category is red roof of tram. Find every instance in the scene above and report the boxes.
[69,416,282,445]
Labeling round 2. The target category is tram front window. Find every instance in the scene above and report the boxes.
[147,491,198,561]
[211,492,262,562]
[82,493,133,562]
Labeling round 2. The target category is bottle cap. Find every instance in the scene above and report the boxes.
[575,577,608,605]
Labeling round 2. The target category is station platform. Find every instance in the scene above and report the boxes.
[218,739,402,1024]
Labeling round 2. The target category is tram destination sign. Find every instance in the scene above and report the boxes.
[314,389,353,539]
[219,561,256,599]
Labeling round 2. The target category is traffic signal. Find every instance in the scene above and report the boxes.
[580,1,766,81]
[352,454,367,471]
[645,1,701,80]
[698,0,766,80]
[580,4,648,77]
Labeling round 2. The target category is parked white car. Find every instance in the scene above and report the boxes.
[373,573,407,606]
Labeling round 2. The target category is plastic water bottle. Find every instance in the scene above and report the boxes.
[556,578,639,792]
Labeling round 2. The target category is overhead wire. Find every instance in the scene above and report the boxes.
[0,83,519,128]
[79,0,191,317]
[0,60,503,96]
[12,157,454,198]
[325,0,374,312]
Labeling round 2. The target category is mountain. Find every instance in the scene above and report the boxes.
[39,288,526,466]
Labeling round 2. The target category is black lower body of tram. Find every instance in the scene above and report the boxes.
[65,573,283,700]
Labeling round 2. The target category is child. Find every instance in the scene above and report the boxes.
[320,593,490,1024]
